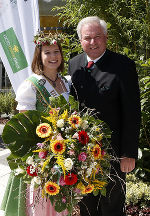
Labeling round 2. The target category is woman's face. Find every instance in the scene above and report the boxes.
[41,44,62,72]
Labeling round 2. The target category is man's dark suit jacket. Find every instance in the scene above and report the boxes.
[68,49,141,158]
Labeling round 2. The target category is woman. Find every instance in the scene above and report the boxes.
[1,32,70,216]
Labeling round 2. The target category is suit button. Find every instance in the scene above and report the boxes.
[80,85,83,88]
[81,102,85,107]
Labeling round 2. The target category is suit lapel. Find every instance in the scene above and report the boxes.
[80,52,87,69]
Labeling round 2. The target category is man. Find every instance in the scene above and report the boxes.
[68,16,141,216]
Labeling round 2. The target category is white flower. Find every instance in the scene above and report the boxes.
[15,167,24,176]
[86,168,92,177]
[70,143,75,148]
[72,132,79,139]
[52,39,57,45]
[65,127,70,133]
[138,148,142,159]
[64,158,73,171]
[26,156,34,165]
[33,176,41,185]
[81,120,89,129]
[57,119,64,128]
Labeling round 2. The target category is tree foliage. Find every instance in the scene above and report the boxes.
[56,0,150,59]
[54,0,150,181]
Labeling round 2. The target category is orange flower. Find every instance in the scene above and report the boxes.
[82,184,94,194]
[51,140,66,154]
[92,144,101,160]
[45,181,60,195]
[68,114,81,129]
[36,123,52,138]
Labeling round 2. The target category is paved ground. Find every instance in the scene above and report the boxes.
[0,124,11,216]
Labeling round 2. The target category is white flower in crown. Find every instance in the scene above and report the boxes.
[64,158,73,171]
[52,39,57,45]
[57,119,64,128]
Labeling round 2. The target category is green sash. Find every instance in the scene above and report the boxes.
[27,76,51,106]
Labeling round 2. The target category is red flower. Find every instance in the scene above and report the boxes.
[39,151,48,159]
[64,173,78,185]
[26,165,37,176]
[78,131,89,145]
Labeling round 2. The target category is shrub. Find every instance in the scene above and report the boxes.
[0,92,17,116]
[126,174,150,208]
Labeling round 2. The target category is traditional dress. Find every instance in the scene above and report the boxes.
[1,73,70,216]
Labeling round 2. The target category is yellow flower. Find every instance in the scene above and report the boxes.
[43,108,60,129]
[41,157,50,172]
[51,140,66,154]
[96,127,101,132]
[92,180,107,190]
[68,114,82,129]
[76,182,85,191]
[45,181,60,195]
[92,144,101,160]
[97,133,103,141]
[36,123,52,138]
[82,184,94,194]
[60,109,68,120]
[55,154,66,177]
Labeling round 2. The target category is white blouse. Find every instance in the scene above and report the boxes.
[16,74,71,111]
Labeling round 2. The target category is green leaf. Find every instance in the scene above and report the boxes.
[7,153,22,170]
[49,95,69,111]
[93,189,99,196]
[54,200,66,212]
[49,195,54,205]
[100,187,106,197]
[2,110,45,157]
[69,95,79,111]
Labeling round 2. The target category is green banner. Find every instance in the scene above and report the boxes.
[0,27,28,73]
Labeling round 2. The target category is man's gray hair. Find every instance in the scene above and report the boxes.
[77,16,107,40]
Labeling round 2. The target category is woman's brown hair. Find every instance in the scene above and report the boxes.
[31,43,64,74]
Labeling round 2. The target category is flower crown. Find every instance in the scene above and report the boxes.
[34,31,64,46]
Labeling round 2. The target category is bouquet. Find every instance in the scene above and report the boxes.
[2,95,111,215]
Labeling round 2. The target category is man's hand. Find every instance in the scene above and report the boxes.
[120,157,135,173]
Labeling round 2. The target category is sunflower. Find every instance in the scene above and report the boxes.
[92,144,101,160]
[45,181,60,195]
[36,123,52,138]
[82,184,94,194]
[68,114,81,129]
[51,140,66,154]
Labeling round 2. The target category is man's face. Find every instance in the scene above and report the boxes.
[80,22,107,60]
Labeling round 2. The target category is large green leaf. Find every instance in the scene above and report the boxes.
[2,110,48,157]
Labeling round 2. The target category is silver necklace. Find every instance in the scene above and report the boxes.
[43,74,58,88]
